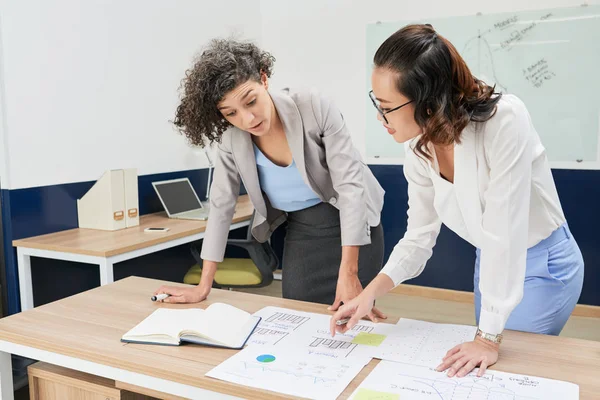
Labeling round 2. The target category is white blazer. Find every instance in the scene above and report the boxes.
[380,94,566,335]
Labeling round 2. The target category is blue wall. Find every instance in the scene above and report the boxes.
[1,169,216,314]
[369,165,600,307]
[1,166,598,315]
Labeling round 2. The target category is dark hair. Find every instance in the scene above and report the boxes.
[173,39,275,147]
[374,24,501,159]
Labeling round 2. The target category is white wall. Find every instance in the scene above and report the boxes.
[259,0,600,163]
[0,0,261,189]
[2,1,597,191]
[0,8,8,190]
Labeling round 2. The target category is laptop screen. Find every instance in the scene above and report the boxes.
[154,180,202,215]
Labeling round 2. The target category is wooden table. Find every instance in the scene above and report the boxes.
[0,276,598,399]
[12,195,253,311]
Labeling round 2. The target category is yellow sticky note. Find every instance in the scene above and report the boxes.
[353,388,399,400]
[351,332,387,346]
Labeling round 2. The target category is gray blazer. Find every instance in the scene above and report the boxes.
[201,88,385,262]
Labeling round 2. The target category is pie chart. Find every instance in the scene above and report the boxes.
[256,354,276,363]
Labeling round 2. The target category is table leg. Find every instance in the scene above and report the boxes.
[0,352,14,400]
[99,259,114,286]
[16,249,33,311]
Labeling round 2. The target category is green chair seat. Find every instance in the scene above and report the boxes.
[184,258,263,286]
[186,211,278,289]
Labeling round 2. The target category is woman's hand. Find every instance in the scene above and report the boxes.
[330,273,395,336]
[154,260,217,304]
[436,336,499,377]
[329,291,378,335]
[328,271,386,323]
[153,285,211,304]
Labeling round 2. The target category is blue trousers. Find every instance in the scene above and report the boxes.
[474,224,584,335]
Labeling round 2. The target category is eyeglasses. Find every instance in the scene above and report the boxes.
[369,90,413,124]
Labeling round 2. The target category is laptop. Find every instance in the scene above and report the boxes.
[152,178,209,221]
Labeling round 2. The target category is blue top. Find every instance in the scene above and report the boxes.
[253,144,322,212]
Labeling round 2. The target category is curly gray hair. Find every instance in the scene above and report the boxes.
[173,39,275,147]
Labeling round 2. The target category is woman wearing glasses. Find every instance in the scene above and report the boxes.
[154,39,386,321]
[331,24,583,377]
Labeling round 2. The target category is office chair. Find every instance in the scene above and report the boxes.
[184,212,279,288]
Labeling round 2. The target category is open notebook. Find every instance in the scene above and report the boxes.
[121,303,261,349]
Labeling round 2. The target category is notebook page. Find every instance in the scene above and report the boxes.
[123,308,206,342]
[184,303,252,346]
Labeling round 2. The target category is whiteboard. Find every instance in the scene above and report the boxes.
[365,5,600,165]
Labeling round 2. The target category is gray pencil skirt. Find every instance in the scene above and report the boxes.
[281,202,384,305]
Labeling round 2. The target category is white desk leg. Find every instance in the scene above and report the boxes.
[16,248,34,311]
[99,259,114,286]
[0,352,14,400]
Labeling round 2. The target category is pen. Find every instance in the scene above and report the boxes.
[151,293,170,302]
[336,317,350,326]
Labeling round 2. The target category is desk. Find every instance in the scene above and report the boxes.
[0,277,598,399]
[12,195,253,311]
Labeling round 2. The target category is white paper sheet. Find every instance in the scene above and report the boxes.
[371,319,478,367]
[247,306,377,364]
[348,360,579,400]
[246,307,313,346]
[206,344,366,400]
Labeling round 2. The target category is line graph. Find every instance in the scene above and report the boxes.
[237,360,350,385]
[207,344,366,400]
[462,29,508,92]
[349,361,578,400]
[396,372,535,400]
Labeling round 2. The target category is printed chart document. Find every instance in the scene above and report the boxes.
[371,319,478,367]
[348,360,579,400]
[207,344,366,400]
[247,306,379,364]
[246,307,314,346]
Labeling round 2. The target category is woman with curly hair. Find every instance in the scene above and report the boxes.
[155,39,386,321]
[331,24,584,376]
